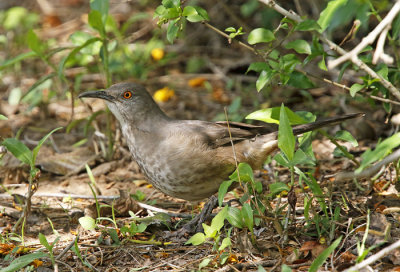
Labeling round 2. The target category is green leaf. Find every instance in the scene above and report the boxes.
[137,222,147,233]
[8,87,22,106]
[317,0,348,32]
[229,163,254,183]
[334,130,358,147]
[256,69,274,91]
[79,216,96,230]
[218,180,234,206]
[0,252,49,272]
[349,83,364,97]
[281,264,293,272]
[185,232,205,245]
[0,51,37,70]
[377,64,388,80]
[318,54,328,71]
[248,28,275,44]
[225,27,236,32]
[38,233,51,251]
[184,6,209,22]
[32,127,63,165]
[246,107,307,125]
[269,182,290,195]
[357,132,400,173]
[247,62,269,73]
[285,40,311,55]
[88,10,105,37]
[0,114,7,120]
[295,19,321,31]
[241,203,254,232]
[90,0,109,24]
[162,0,180,8]
[199,258,211,269]
[227,206,244,228]
[287,71,314,89]
[2,138,33,166]
[27,30,43,56]
[219,237,231,251]
[167,21,179,44]
[291,148,311,165]
[278,104,295,161]
[210,206,228,233]
[309,236,342,272]
[392,14,400,38]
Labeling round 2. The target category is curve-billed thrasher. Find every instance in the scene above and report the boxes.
[79,83,362,201]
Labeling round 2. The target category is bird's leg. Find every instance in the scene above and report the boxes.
[182,195,218,234]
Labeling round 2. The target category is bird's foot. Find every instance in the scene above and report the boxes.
[181,195,218,234]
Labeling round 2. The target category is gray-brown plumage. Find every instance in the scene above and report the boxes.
[79,83,363,201]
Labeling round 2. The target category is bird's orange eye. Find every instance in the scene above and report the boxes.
[123,91,132,99]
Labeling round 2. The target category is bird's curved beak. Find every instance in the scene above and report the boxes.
[78,90,114,102]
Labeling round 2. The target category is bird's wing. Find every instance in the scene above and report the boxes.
[178,120,263,148]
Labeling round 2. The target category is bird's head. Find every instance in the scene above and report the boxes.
[78,82,168,127]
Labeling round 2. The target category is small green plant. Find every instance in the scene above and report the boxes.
[2,127,62,233]
[38,233,60,268]
[186,206,233,264]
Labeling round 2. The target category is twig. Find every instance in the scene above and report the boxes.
[56,235,79,260]
[258,0,400,101]
[329,0,400,68]
[372,24,392,64]
[335,148,400,181]
[343,239,400,272]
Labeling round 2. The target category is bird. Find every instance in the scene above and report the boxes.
[78,82,363,202]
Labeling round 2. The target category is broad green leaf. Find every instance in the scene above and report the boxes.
[227,206,244,228]
[0,252,49,272]
[256,69,274,91]
[285,40,311,55]
[349,83,364,97]
[4,7,28,30]
[278,104,295,161]
[291,148,311,165]
[357,132,400,173]
[318,0,348,32]
[32,127,63,165]
[90,0,109,24]
[162,0,180,8]
[247,62,269,73]
[27,30,43,56]
[377,64,388,80]
[186,232,205,245]
[79,216,96,230]
[248,28,275,44]
[218,180,234,206]
[202,223,215,238]
[287,71,314,89]
[167,21,179,44]
[88,10,105,37]
[241,203,254,232]
[38,233,51,250]
[2,138,33,166]
[210,206,228,233]
[0,51,37,70]
[229,163,254,183]
[334,130,358,147]
[137,222,147,233]
[199,258,211,269]
[218,237,231,251]
[8,87,22,105]
[309,236,342,272]
[269,182,290,195]
[274,153,290,167]
[295,19,321,31]
[246,106,307,125]
[184,6,209,22]
[0,114,7,120]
